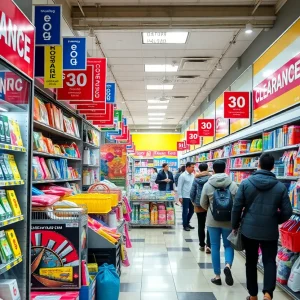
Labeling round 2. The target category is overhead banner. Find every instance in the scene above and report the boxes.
[215,93,229,140]
[106,83,116,103]
[57,66,94,101]
[63,37,87,70]
[198,118,215,137]
[44,45,63,88]
[253,19,300,123]
[34,5,61,46]
[0,0,35,79]
[86,104,114,126]
[77,104,105,114]
[186,131,200,145]
[35,46,45,77]
[177,141,187,151]
[114,110,122,122]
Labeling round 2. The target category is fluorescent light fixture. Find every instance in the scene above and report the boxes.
[245,23,253,34]
[148,100,170,104]
[148,105,168,110]
[142,32,188,44]
[145,64,178,72]
[147,85,173,90]
[149,126,162,129]
[148,113,166,116]
[148,117,164,121]
[0,106,8,112]
[149,122,163,125]
[216,63,223,71]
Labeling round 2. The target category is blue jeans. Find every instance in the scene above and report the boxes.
[207,227,234,276]
[182,198,194,227]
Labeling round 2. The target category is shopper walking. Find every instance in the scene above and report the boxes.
[178,162,196,231]
[190,163,211,253]
[232,154,293,300]
[155,163,174,191]
[200,160,238,286]
[174,166,186,206]
[150,168,158,189]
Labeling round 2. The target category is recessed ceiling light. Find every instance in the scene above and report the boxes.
[147,85,173,90]
[148,117,164,121]
[149,122,163,125]
[145,65,178,72]
[149,126,162,129]
[148,105,168,110]
[148,113,166,116]
[245,23,253,34]
[142,32,188,44]
[148,100,170,104]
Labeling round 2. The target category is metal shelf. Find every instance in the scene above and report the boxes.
[293,209,300,215]
[130,223,174,227]
[0,215,24,228]
[83,141,100,149]
[131,199,175,202]
[198,157,229,163]
[32,178,81,184]
[264,144,299,153]
[33,151,82,161]
[34,120,81,141]
[0,180,24,187]
[0,143,26,153]
[230,151,262,158]
[276,176,299,180]
[83,164,100,168]
[230,167,257,171]
[0,256,23,275]
[135,181,151,184]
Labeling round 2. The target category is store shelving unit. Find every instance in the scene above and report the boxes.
[133,158,154,187]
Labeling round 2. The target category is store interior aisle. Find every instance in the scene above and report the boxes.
[120,208,292,300]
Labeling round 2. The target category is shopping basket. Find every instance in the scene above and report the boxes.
[88,183,121,207]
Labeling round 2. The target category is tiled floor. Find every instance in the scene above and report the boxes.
[120,208,292,300]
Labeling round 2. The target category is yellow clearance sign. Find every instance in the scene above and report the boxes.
[44,46,63,88]
[253,19,300,123]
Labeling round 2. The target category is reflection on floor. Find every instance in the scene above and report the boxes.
[120,208,292,300]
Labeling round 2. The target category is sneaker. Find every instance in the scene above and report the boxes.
[188,225,195,229]
[211,278,222,285]
[224,266,234,286]
[199,246,205,251]
[205,247,211,254]
[183,227,190,231]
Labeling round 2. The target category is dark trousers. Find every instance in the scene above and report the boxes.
[196,212,211,248]
[182,198,194,227]
[242,235,278,298]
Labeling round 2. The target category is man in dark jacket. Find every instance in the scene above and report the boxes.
[232,153,292,300]
[155,163,174,191]
[190,163,211,253]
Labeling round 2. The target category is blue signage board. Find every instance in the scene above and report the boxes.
[63,37,87,70]
[35,5,62,45]
[106,83,116,103]
[0,72,5,100]
[35,46,45,77]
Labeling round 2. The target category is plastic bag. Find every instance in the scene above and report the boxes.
[96,263,120,300]
[227,229,244,251]
[288,256,300,292]
[277,248,298,285]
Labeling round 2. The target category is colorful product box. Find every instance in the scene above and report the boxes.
[6,190,21,216]
[31,291,79,300]
[5,229,21,258]
[0,279,21,300]
[0,230,13,263]
[0,115,11,144]
[7,155,21,180]
[0,190,13,218]
[0,154,13,180]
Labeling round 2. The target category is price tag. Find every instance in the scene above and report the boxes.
[177,141,187,151]
[224,91,250,119]
[186,130,200,145]
[198,119,215,137]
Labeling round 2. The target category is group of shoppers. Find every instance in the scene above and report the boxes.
[159,154,292,300]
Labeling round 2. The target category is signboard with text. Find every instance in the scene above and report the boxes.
[224,91,250,119]
[186,131,200,145]
[106,83,116,103]
[198,119,215,137]
[63,37,87,70]
[44,45,63,88]
[177,141,187,151]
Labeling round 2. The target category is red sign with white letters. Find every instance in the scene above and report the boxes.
[0,1,35,79]
[76,103,105,113]
[198,119,215,136]
[177,141,187,151]
[86,104,114,126]
[224,91,250,119]
[57,66,94,101]
[186,130,200,145]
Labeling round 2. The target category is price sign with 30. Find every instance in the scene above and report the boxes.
[224,91,250,119]
[198,119,215,137]
[186,130,200,145]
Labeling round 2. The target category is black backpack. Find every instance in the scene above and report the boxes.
[209,183,233,221]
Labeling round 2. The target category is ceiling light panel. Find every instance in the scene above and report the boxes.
[148,106,168,110]
[148,100,170,104]
[149,122,163,125]
[149,126,162,129]
[148,117,164,121]
[142,32,188,44]
[146,85,173,90]
[145,65,178,72]
[148,113,166,116]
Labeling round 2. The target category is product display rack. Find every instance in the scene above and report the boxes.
[133,158,154,186]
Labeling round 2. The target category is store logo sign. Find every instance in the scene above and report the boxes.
[44,45,63,88]
[63,37,87,70]
[106,83,116,103]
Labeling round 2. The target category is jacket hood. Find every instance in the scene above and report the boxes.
[248,170,278,191]
[194,172,211,185]
[208,173,232,188]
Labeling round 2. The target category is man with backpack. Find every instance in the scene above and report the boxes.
[190,163,211,253]
[232,154,292,300]
[200,160,238,286]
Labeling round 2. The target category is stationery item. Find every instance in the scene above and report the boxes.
[0,190,13,218]
[1,115,11,144]
[6,190,22,216]
[5,229,21,258]
[0,116,5,143]
[0,230,13,263]
[0,279,21,300]
[0,154,13,180]
[7,154,21,180]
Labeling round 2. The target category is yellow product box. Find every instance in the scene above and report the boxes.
[39,267,73,282]
[87,263,98,273]
[6,190,22,216]
[9,120,23,147]
[7,155,21,180]
[5,229,21,258]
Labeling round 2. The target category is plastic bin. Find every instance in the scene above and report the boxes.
[280,227,300,252]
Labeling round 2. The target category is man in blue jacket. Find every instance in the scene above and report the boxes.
[232,153,292,300]
[155,163,174,191]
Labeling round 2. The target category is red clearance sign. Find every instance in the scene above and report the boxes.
[76,103,105,113]
[57,66,94,101]
[224,91,250,119]
[198,119,215,136]
[177,141,187,151]
[186,130,200,145]
[0,1,35,79]
[86,104,114,126]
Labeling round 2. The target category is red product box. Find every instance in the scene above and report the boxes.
[31,291,79,300]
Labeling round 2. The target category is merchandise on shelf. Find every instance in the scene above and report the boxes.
[273,148,300,177]
[229,171,252,184]
[0,154,21,181]
[130,189,176,201]
[134,167,151,183]
[0,279,21,300]
[287,180,300,210]
[0,229,21,264]
[231,139,262,156]
[84,128,100,146]
[0,114,23,147]
[83,148,99,166]
[230,157,259,168]
[31,291,79,300]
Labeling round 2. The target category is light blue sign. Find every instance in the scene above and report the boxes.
[35,5,61,45]
[106,83,116,103]
[63,37,87,70]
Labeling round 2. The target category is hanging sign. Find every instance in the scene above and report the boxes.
[106,83,116,103]
[63,37,87,70]
[114,110,122,122]
[34,5,61,46]
[224,91,250,119]
[198,119,215,137]
[57,66,94,101]
[35,46,45,77]
[101,126,116,132]
[86,104,114,126]
[0,0,35,79]
[186,131,200,145]
[115,125,129,141]
[177,141,187,151]
[44,45,63,88]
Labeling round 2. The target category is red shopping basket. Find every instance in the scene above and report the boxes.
[280,225,300,252]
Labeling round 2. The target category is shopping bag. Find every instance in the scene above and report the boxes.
[288,256,300,292]
[96,263,120,300]
[227,229,244,251]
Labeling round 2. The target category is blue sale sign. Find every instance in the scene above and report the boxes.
[34,5,61,45]
[63,37,87,70]
[106,83,116,103]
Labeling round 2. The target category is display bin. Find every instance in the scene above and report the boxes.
[280,227,300,252]
[31,206,88,290]
[88,182,122,204]
[79,272,98,300]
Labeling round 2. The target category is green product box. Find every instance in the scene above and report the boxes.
[0,155,12,180]
[0,190,13,218]
[2,154,13,180]
[0,230,13,263]
[0,115,11,144]
[0,117,5,143]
